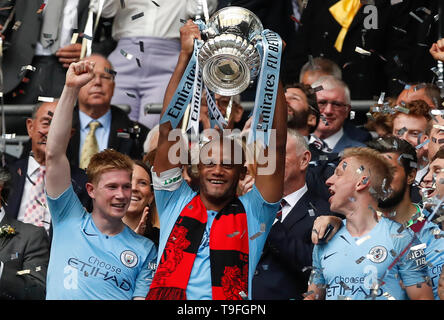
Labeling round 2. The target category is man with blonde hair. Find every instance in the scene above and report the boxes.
[44,60,157,300]
[306,147,433,300]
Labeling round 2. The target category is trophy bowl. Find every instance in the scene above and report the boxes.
[198,7,263,96]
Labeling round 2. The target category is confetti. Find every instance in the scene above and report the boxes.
[434,124,444,131]
[350,110,355,120]
[415,139,430,150]
[409,11,424,23]
[126,92,136,98]
[308,209,315,217]
[38,96,54,102]
[394,105,410,114]
[356,165,364,174]
[311,85,323,93]
[16,269,31,275]
[105,67,117,77]
[239,291,247,299]
[260,223,266,233]
[356,256,366,264]
[392,26,407,33]
[355,46,371,56]
[12,20,21,31]
[151,0,160,6]
[227,231,240,238]
[377,92,385,105]
[355,235,371,246]
[20,65,36,72]
[382,292,396,300]
[131,12,144,20]
[250,231,263,240]
[139,41,144,52]
[120,49,133,60]
[136,57,141,68]
[390,0,402,4]
[396,127,408,136]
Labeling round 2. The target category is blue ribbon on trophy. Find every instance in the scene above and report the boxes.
[159,40,199,129]
[247,29,282,147]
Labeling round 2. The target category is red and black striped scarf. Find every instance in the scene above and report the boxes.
[146,194,249,300]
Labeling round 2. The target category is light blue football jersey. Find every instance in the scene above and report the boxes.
[312,217,429,300]
[46,185,158,300]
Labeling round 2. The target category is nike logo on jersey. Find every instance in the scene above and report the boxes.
[83,228,98,236]
[323,252,337,260]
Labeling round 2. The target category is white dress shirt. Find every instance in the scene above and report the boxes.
[17,157,51,233]
[309,128,344,152]
[95,0,217,40]
[274,184,308,224]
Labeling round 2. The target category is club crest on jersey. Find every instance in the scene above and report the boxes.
[120,250,138,268]
[368,246,387,263]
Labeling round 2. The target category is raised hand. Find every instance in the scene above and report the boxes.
[180,20,201,56]
[56,43,82,68]
[65,60,95,89]
[430,38,444,62]
[134,206,150,236]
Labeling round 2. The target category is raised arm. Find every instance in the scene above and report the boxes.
[153,20,201,176]
[254,81,287,203]
[45,61,95,198]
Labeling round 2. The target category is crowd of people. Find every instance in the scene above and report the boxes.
[0,0,444,301]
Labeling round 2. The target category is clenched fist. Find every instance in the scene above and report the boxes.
[65,60,95,89]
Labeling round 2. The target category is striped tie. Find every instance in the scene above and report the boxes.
[80,121,101,169]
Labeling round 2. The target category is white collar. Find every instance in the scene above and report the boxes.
[28,155,44,176]
[323,127,344,150]
[283,184,308,209]
[278,184,309,222]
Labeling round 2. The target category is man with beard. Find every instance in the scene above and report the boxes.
[285,82,338,202]
[285,83,320,138]
[145,20,286,300]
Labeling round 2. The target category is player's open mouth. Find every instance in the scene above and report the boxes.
[131,196,141,202]
[111,203,126,208]
[209,179,225,185]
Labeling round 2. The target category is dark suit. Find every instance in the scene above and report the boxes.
[67,105,149,168]
[0,0,116,96]
[5,156,92,239]
[0,213,50,300]
[331,131,365,154]
[252,187,336,300]
[286,0,415,99]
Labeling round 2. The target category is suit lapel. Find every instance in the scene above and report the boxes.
[0,214,16,251]
[5,159,28,219]
[281,191,312,230]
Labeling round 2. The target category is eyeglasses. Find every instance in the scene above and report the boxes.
[317,100,349,110]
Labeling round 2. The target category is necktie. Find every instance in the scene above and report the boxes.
[80,121,101,169]
[23,167,46,227]
[329,0,363,52]
[39,0,67,54]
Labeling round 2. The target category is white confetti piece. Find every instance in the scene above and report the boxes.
[356,235,371,246]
